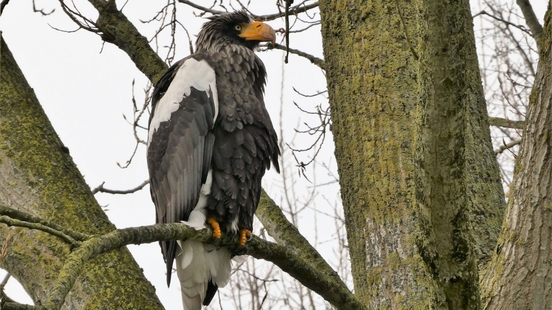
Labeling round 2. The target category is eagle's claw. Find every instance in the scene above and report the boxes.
[239,229,252,246]
[207,218,222,239]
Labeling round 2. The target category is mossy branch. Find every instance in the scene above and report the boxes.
[86,0,168,83]
[0,205,90,246]
[2,302,36,310]
[256,191,366,310]
[516,0,543,49]
[488,117,525,130]
[0,207,363,310]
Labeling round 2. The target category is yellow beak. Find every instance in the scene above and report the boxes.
[239,21,276,44]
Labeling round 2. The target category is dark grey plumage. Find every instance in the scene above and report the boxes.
[147,10,279,308]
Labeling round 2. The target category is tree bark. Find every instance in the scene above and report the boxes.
[0,36,163,309]
[319,1,436,307]
[416,0,505,308]
[482,6,552,309]
[319,0,504,308]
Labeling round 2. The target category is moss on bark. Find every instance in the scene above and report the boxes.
[0,36,163,309]
[319,0,504,308]
[319,1,438,308]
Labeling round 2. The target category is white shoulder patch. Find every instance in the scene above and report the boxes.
[148,59,219,145]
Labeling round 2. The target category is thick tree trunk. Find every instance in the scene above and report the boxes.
[416,0,505,308]
[482,6,552,309]
[0,36,163,309]
[319,1,435,307]
[319,0,504,308]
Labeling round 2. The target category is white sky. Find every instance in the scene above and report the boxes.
[0,0,548,309]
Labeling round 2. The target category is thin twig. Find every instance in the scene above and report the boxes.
[91,180,149,195]
[473,10,532,37]
[267,43,324,69]
[495,139,522,154]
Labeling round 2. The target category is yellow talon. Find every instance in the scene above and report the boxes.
[239,229,252,246]
[208,218,221,238]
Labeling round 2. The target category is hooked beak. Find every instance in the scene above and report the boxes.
[239,21,276,44]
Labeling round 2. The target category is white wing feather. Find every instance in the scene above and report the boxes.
[148,58,219,145]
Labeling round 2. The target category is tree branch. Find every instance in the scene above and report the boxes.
[91,180,149,195]
[0,0,10,17]
[0,205,90,243]
[494,139,522,155]
[0,216,79,248]
[40,223,211,310]
[2,302,36,310]
[178,0,320,22]
[516,0,543,48]
[0,205,363,310]
[256,191,365,310]
[84,0,168,83]
[488,117,525,129]
[267,43,325,69]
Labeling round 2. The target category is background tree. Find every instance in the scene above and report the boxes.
[0,0,549,309]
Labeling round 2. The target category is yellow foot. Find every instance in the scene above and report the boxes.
[207,218,221,239]
[239,229,252,246]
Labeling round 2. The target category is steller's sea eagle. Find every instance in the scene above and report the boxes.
[147,10,280,310]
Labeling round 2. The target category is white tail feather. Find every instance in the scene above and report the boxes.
[176,240,207,310]
[204,244,232,287]
[176,240,232,310]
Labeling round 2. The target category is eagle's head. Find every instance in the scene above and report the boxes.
[196,11,276,51]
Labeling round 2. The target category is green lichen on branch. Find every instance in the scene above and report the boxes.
[0,205,364,310]
[257,191,366,310]
[0,205,90,245]
[87,0,168,83]
[488,117,525,130]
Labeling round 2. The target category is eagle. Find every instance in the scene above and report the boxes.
[147,11,280,310]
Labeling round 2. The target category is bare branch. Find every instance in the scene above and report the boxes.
[267,43,325,69]
[33,0,54,16]
[488,116,525,129]
[293,87,327,98]
[1,197,361,310]
[85,0,168,83]
[516,0,543,47]
[178,0,320,22]
[177,0,226,15]
[495,139,522,155]
[256,191,363,310]
[250,1,319,22]
[473,10,532,37]
[91,180,149,195]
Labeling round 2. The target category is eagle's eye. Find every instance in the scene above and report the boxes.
[235,24,242,31]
